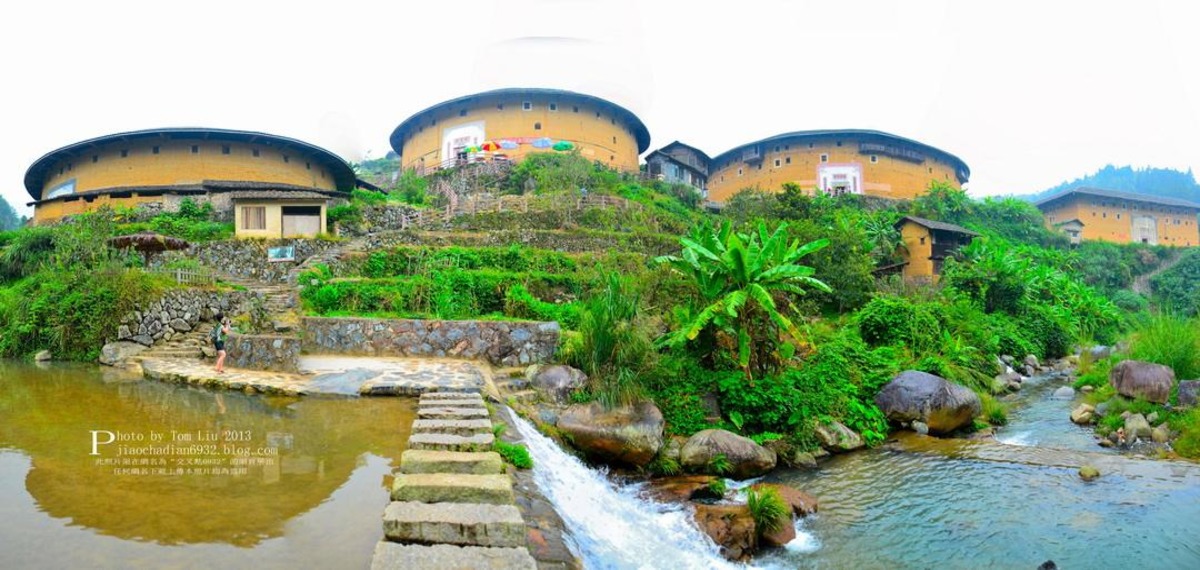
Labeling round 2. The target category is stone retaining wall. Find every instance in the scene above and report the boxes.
[158,238,340,283]
[302,317,559,366]
[336,204,421,237]
[225,334,302,373]
[116,289,255,346]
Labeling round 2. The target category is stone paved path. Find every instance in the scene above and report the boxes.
[138,355,486,397]
[372,390,537,570]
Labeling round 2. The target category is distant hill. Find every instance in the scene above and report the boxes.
[1027,165,1200,203]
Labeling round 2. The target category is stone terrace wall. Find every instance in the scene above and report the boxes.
[226,334,301,373]
[336,204,420,237]
[157,238,340,284]
[302,317,559,366]
[116,289,255,346]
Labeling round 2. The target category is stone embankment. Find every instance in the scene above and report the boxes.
[302,317,559,367]
[114,289,254,347]
[372,391,536,570]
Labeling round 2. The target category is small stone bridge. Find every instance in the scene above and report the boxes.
[371,390,537,569]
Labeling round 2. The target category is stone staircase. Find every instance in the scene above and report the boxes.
[138,324,215,360]
[219,276,302,334]
[493,366,540,405]
[371,391,536,570]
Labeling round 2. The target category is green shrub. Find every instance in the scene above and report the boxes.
[979,393,1008,425]
[568,272,655,408]
[1168,406,1200,458]
[493,440,533,469]
[503,283,581,328]
[706,477,727,497]
[1129,314,1200,380]
[1151,249,1200,315]
[856,296,942,352]
[1021,304,1073,360]
[745,487,790,536]
[647,454,681,476]
[707,453,732,476]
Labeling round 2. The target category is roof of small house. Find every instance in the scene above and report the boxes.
[1035,186,1200,210]
[24,127,357,199]
[895,215,980,236]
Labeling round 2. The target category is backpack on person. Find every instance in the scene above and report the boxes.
[210,323,221,344]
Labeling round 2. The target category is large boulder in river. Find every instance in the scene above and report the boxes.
[99,341,147,366]
[1124,413,1153,441]
[1178,380,1200,408]
[527,364,587,404]
[557,401,663,467]
[1109,360,1174,404]
[693,504,757,561]
[874,370,982,435]
[680,429,777,479]
[813,420,864,452]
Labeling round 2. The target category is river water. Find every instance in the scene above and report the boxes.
[513,375,1200,570]
[0,360,415,569]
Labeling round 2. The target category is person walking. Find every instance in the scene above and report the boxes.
[212,314,230,374]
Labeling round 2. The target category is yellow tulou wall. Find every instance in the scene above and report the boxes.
[1041,194,1200,246]
[898,221,936,281]
[396,93,642,172]
[38,139,338,197]
[707,138,962,203]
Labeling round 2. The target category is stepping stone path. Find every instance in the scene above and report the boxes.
[371,390,536,570]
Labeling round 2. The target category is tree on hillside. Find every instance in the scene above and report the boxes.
[657,220,830,380]
[0,195,22,231]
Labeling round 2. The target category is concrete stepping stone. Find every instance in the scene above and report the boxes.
[383,501,527,547]
[400,450,505,475]
[418,406,490,420]
[409,432,495,452]
[418,399,487,409]
[413,418,493,437]
[422,391,484,401]
[370,541,536,570]
[392,473,515,504]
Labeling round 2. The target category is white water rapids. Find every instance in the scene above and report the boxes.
[507,409,819,569]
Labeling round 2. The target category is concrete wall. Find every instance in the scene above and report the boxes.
[226,334,301,373]
[397,92,642,172]
[1040,193,1200,246]
[708,135,963,203]
[301,317,560,366]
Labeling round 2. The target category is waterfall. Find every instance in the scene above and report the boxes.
[508,409,756,570]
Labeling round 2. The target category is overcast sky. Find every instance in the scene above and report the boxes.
[3,0,1198,216]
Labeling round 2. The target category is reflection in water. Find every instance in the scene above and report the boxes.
[761,432,1200,569]
[0,361,415,569]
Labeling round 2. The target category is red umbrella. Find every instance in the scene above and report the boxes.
[480,141,501,152]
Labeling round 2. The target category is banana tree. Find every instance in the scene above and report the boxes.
[656,220,830,379]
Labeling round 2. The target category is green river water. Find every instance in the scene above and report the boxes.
[0,361,415,569]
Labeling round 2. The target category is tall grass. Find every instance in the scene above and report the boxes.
[567,272,654,408]
[1129,314,1200,380]
[745,487,790,536]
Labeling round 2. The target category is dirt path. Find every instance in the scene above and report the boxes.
[1132,250,1184,295]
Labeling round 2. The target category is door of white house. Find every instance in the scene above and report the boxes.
[1132,215,1158,245]
[282,206,322,238]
